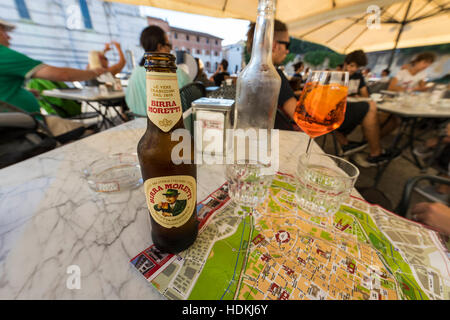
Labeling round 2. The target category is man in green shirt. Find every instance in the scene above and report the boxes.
[0,19,106,113]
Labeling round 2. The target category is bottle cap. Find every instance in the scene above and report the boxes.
[144,52,177,72]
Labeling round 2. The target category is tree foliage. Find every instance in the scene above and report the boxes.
[289,38,344,67]
[400,43,450,55]
[289,37,334,55]
[282,53,296,65]
[244,37,338,66]
[304,50,328,66]
[243,37,448,69]
[302,50,345,68]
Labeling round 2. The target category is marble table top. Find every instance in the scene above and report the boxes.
[377,100,450,118]
[43,88,125,102]
[0,118,345,299]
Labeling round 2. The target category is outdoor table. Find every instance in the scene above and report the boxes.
[206,84,236,100]
[376,99,450,171]
[205,86,220,92]
[42,88,127,129]
[0,117,354,299]
[1,119,448,300]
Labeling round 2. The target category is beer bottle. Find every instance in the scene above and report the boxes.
[137,52,198,254]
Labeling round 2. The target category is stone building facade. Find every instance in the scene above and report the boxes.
[1,0,148,72]
[147,16,223,74]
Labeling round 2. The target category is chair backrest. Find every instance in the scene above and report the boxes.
[0,101,57,169]
[395,175,450,217]
[368,81,389,94]
[274,108,296,131]
[179,82,206,112]
[0,112,36,129]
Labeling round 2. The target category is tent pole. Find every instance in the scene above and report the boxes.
[388,0,413,68]
[222,0,228,11]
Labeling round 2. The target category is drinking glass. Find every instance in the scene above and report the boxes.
[295,153,359,217]
[226,161,274,209]
[293,71,349,153]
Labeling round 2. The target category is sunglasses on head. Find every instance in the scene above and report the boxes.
[277,40,290,50]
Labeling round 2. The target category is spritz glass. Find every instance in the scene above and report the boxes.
[293,71,349,153]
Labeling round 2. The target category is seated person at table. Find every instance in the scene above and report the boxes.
[335,50,392,166]
[194,58,214,87]
[209,59,230,87]
[290,61,304,96]
[388,52,436,92]
[362,67,372,83]
[0,19,106,114]
[125,25,191,116]
[303,67,310,81]
[380,68,391,83]
[383,53,436,137]
[88,41,130,120]
[293,61,304,78]
[367,69,391,94]
[246,20,298,131]
[411,202,450,236]
[87,41,126,85]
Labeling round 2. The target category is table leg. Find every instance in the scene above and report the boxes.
[97,99,128,125]
[86,101,115,129]
[407,118,423,170]
[111,105,127,122]
[389,117,409,150]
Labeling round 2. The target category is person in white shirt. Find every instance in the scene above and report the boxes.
[379,68,391,83]
[362,67,372,83]
[388,52,436,92]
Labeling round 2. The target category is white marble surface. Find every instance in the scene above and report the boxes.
[42,88,125,102]
[377,100,450,118]
[0,118,341,299]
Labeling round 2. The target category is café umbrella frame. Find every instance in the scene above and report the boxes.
[105,0,450,55]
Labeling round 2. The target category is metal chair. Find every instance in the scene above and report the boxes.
[179,82,206,112]
[39,95,99,121]
[0,101,91,145]
[0,101,58,168]
[368,81,389,94]
[395,175,450,217]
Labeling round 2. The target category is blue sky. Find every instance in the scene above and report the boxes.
[139,6,250,46]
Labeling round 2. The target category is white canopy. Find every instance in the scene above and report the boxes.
[105,0,450,53]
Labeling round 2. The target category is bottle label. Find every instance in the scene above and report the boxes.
[146,71,182,132]
[144,175,196,228]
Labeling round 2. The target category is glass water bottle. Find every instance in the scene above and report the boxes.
[234,0,281,130]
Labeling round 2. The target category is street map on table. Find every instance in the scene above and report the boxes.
[130,173,450,300]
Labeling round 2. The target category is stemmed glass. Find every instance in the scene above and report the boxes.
[293,71,352,218]
[293,71,349,154]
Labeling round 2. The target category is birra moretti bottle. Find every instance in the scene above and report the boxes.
[137,53,198,254]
